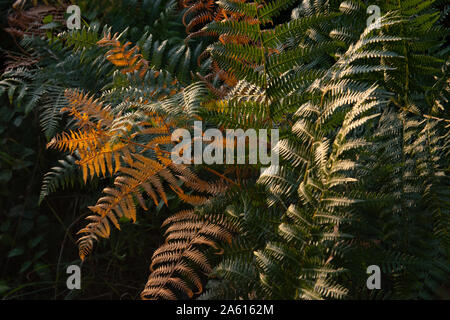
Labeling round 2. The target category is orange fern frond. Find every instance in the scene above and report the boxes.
[63,89,114,128]
[46,129,104,153]
[98,32,149,78]
[76,146,226,260]
[77,140,128,182]
[48,90,134,182]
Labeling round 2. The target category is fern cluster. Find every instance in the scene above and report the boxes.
[1,0,448,299]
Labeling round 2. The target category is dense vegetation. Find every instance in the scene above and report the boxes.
[0,0,448,300]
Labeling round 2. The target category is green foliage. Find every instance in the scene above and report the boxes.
[1,0,448,300]
[198,0,450,300]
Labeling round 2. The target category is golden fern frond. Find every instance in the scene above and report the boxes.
[51,83,231,261]
[47,127,131,183]
[47,89,135,182]
[141,209,234,299]
[47,132,128,182]
[62,89,114,128]
[97,34,181,103]
[46,129,104,154]
[97,32,149,78]
[175,191,209,206]
[77,140,128,182]
[76,148,228,260]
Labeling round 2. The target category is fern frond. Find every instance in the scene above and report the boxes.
[141,209,234,299]
[39,155,82,204]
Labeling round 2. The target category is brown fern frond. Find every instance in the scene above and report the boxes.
[183,0,257,93]
[186,12,215,34]
[141,209,234,299]
[6,2,66,40]
[176,191,209,206]
[182,0,215,26]
[3,50,38,71]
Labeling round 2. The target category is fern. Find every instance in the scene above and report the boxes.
[46,82,227,259]
[199,5,449,299]
[39,154,82,204]
[13,0,448,300]
[141,209,234,299]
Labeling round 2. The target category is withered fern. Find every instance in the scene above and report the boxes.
[141,209,235,299]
